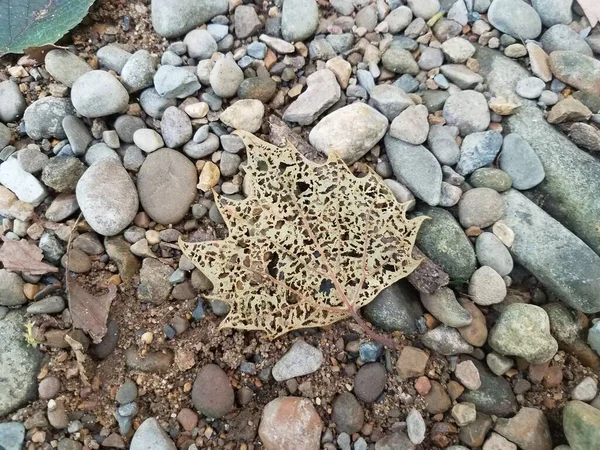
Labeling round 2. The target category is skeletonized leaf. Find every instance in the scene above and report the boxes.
[0,0,95,56]
[67,272,117,344]
[180,132,425,339]
[578,0,600,27]
[0,236,59,275]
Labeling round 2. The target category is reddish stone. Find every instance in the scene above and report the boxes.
[542,365,563,388]
[415,376,432,396]
[177,408,199,432]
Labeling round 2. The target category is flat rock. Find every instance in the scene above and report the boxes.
[563,400,600,450]
[487,0,542,40]
[384,135,442,206]
[0,158,48,205]
[489,303,558,364]
[130,417,176,450]
[137,148,197,225]
[309,103,388,164]
[192,364,234,418]
[272,340,324,381]
[281,0,319,42]
[362,280,423,334]
[137,258,174,304]
[499,133,545,190]
[220,99,264,133]
[24,97,75,139]
[76,159,139,236]
[412,205,477,283]
[45,49,92,87]
[283,69,340,125]
[154,66,201,99]
[390,105,429,145]
[440,64,483,89]
[502,189,600,313]
[152,0,228,38]
[443,90,490,136]
[455,130,503,176]
[421,325,474,355]
[0,311,43,416]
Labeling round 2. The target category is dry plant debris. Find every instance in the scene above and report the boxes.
[0,235,59,275]
[181,131,425,341]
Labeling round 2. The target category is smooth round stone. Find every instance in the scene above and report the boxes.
[407,0,440,19]
[489,303,558,364]
[184,29,217,60]
[84,143,120,166]
[96,43,132,73]
[475,233,513,276]
[38,376,61,400]
[0,269,26,307]
[572,377,598,401]
[184,102,209,119]
[237,77,277,102]
[488,0,542,40]
[26,296,66,314]
[140,87,177,118]
[332,393,364,434]
[382,44,419,75]
[532,0,572,28]
[538,90,559,106]
[458,187,504,229]
[76,159,139,236]
[443,90,490,136]
[441,37,475,63]
[0,80,27,122]
[114,115,146,143]
[457,298,488,347]
[130,418,175,450]
[133,129,164,153]
[469,168,512,192]
[389,104,429,145]
[160,106,192,148]
[281,0,319,42]
[499,133,545,190]
[219,99,264,133]
[116,379,138,405]
[420,287,473,327]
[137,148,197,225]
[541,24,593,56]
[184,133,220,159]
[515,77,546,99]
[210,57,244,98]
[385,6,413,34]
[71,71,129,118]
[17,146,49,173]
[90,319,120,359]
[468,266,507,305]
[354,363,387,403]
[24,97,75,140]
[563,400,600,450]
[45,49,92,88]
[121,50,156,93]
[61,116,92,155]
[191,364,234,418]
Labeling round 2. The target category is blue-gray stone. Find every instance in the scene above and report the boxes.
[455,130,503,176]
[589,320,600,354]
[362,281,423,334]
[281,0,319,42]
[394,74,420,93]
[192,300,206,320]
[359,342,384,362]
[163,324,176,340]
[0,422,25,450]
[152,0,228,38]
[118,402,138,417]
[502,189,600,313]
[247,42,267,59]
[499,133,545,190]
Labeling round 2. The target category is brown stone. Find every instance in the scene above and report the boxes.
[104,236,140,283]
[430,422,457,447]
[526,43,552,82]
[396,346,429,379]
[447,380,465,400]
[460,412,493,447]
[425,381,451,414]
[457,298,488,347]
[259,397,323,450]
[547,97,592,124]
[542,364,563,388]
[177,408,198,432]
[415,376,431,396]
[192,364,234,419]
[125,346,174,373]
[494,407,552,450]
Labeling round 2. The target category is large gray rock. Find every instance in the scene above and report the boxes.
[76,159,139,236]
[502,189,600,313]
[531,0,572,27]
[549,51,600,97]
[362,281,423,334]
[487,0,542,40]
[0,422,25,450]
[541,24,593,56]
[283,69,341,125]
[44,49,92,87]
[137,148,197,225]
[71,71,129,118]
[384,135,442,206]
[0,311,43,416]
[281,0,319,42]
[563,400,600,450]
[499,133,545,190]
[24,97,75,139]
[0,80,27,122]
[151,0,228,38]
[309,103,388,164]
[130,418,176,450]
[443,90,490,136]
[412,205,477,283]
[475,45,600,255]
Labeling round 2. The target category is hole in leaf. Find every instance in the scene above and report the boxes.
[319,278,335,295]
[267,253,279,278]
[257,159,268,171]
[296,181,310,196]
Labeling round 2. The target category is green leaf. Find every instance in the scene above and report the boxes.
[0,0,95,56]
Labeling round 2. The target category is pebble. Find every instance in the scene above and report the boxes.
[259,397,323,450]
[45,193,79,222]
[272,340,324,381]
[41,156,86,193]
[385,6,413,34]
[499,133,545,190]
[489,303,558,364]
[187,135,219,159]
[406,409,426,444]
[563,400,600,450]
[458,187,504,228]
[160,106,192,148]
[440,64,483,90]
[470,168,512,192]
[154,66,201,99]
[494,407,552,450]
[368,84,414,121]
[281,0,319,42]
[0,422,25,450]
[515,77,546,99]
[418,47,444,71]
[572,377,598,402]
[210,56,244,98]
[384,136,442,206]
[130,417,176,450]
[421,325,475,355]
[550,51,600,98]
[235,6,262,39]
[427,125,460,166]
[442,37,476,63]
[468,266,507,306]
[0,158,48,205]
[310,103,388,164]
[283,69,341,125]
[407,0,440,20]
[443,90,490,136]
[116,379,138,405]
[455,360,481,390]
[24,97,75,139]
[354,363,387,403]
[219,99,264,133]
[260,34,296,54]
[486,352,513,376]
[532,0,572,27]
[487,0,541,40]
[191,364,234,418]
[45,49,92,88]
[457,299,488,347]
[27,296,65,314]
[332,393,364,434]
[541,24,593,57]
[84,143,120,166]
[96,43,132,73]
[452,402,477,427]
[362,282,423,334]
[390,104,429,145]
[0,80,26,122]
[456,131,503,176]
[62,116,92,155]
[16,147,47,174]
[184,29,217,60]
[382,43,419,75]
[71,71,129,118]
[420,287,472,327]
[475,233,513,276]
[425,380,452,414]
[547,96,592,124]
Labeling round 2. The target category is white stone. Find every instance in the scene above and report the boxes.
[272,340,324,381]
[0,158,48,205]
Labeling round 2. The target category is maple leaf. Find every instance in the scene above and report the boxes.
[180,131,425,341]
[0,235,59,275]
[67,272,117,344]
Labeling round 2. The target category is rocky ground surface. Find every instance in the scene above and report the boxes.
[1,0,600,449]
